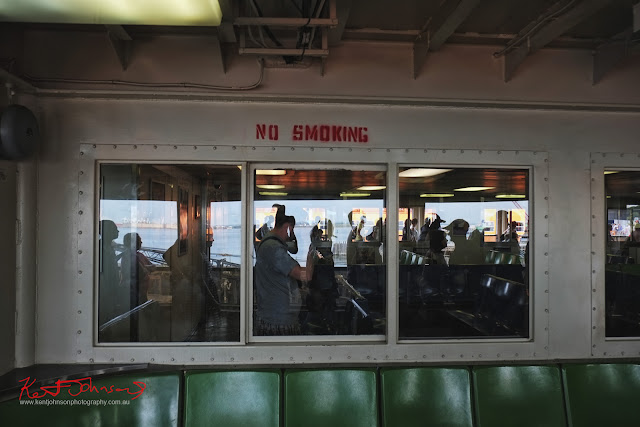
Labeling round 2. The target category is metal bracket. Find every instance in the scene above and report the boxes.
[105,25,133,71]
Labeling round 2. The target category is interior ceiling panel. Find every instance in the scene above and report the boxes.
[346,0,440,31]
[3,0,634,45]
[456,0,562,34]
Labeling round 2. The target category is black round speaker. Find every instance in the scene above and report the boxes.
[0,104,40,160]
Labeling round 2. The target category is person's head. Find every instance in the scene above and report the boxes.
[310,225,322,241]
[430,215,445,230]
[123,232,142,250]
[100,220,119,241]
[274,214,295,239]
[411,218,418,227]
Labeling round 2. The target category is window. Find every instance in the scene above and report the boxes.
[251,166,387,338]
[604,170,640,337]
[397,167,530,339]
[98,164,242,342]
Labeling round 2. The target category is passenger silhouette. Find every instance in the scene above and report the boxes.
[121,232,153,308]
[273,204,298,254]
[447,219,483,265]
[409,218,419,242]
[255,214,274,242]
[99,220,122,325]
[428,215,447,265]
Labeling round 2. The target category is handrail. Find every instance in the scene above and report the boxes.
[98,300,157,332]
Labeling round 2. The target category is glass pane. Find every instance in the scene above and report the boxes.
[605,170,640,337]
[98,164,241,342]
[252,168,387,337]
[398,167,530,339]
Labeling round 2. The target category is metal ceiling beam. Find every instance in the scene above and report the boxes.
[592,29,640,84]
[428,0,481,51]
[218,0,237,43]
[328,0,351,45]
[234,17,337,27]
[105,25,133,71]
[212,28,227,74]
[503,0,615,82]
[413,0,481,79]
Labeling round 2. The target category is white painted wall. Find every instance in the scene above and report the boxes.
[3,29,640,366]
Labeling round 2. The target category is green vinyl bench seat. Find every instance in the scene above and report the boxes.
[563,363,640,427]
[0,372,180,427]
[284,368,378,427]
[2,363,640,426]
[183,370,280,427]
[380,366,473,427]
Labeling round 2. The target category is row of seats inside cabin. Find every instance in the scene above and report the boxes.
[3,363,640,426]
[399,249,522,266]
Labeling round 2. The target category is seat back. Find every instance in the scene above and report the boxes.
[380,367,473,427]
[0,372,181,427]
[473,365,567,427]
[184,370,280,427]
[284,369,378,427]
[562,364,640,427]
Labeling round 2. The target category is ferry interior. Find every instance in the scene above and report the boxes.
[2,1,640,422]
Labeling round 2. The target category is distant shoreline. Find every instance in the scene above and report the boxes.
[116,223,178,229]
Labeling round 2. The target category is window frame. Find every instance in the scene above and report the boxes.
[395,163,534,343]
[248,162,388,343]
[591,152,640,357]
[77,143,549,364]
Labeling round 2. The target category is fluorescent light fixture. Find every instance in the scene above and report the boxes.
[257,185,285,190]
[256,170,287,176]
[454,186,495,192]
[340,192,371,197]
[495,194,526,199]
[259,192,288,196]
[399,168,452,178]
[0,0,222,26]
[420,193,454,198]
[357,186,386,191]
[607,195,612,199]
[604,171,619,175]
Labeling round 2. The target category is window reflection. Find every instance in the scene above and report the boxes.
[398,167,530,339]
[605,170,640,337]
[98,164,241,343]
[252,168,387,337]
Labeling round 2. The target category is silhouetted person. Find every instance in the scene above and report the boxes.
[409,218,419,242]
[255,214,274,242]
[254,213,313,335]
[418,218,430,241]
[304,225,336,334]
[121,232,152,308]
[428,215,447,265]
[273,204,298,254]
[99,220,121,325]
[401,218,411,241]
[448,219,483,265]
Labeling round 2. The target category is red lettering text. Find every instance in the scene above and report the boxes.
[268,124,279,141]
[292,125,303,141]
[305,125,319,141]
[256,124,266,139]
[319,125,330,142]
[359,127,368,143]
